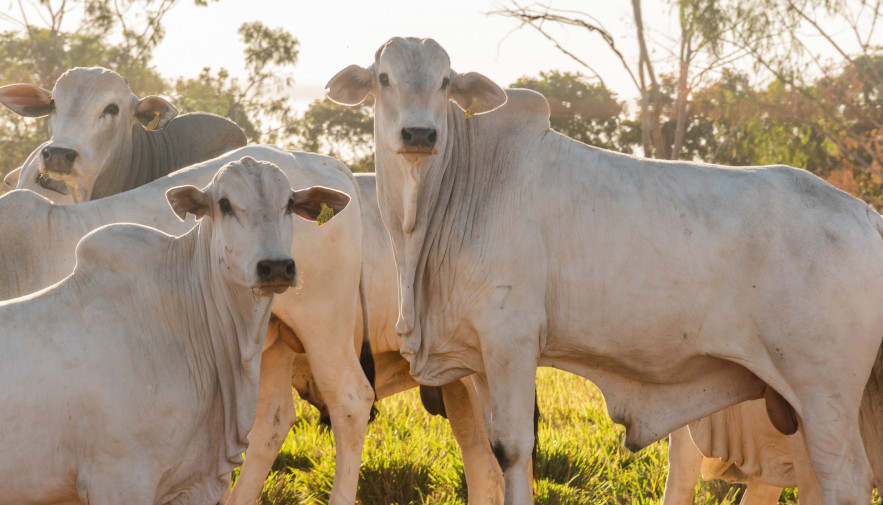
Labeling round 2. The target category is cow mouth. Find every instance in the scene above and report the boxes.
[35,172,70,195]
[396,146,438,155]
[255,281,294,296]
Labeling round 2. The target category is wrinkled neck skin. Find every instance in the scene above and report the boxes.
[168,223,272,480]
[89,124,171,201]
[375,103,496,369]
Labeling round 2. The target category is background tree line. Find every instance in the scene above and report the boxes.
[0,0,880,206]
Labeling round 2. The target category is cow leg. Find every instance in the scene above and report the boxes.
[471,346,538,505]
[442,377,504,505]
[797,398,874,505]
[787,431,821,505]
[222,328,297,505]
[739,481,782,505]
[661,426,703,505]
[299,319,374,505]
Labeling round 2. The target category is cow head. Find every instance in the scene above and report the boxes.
[0,67,178,202]
[326,37,507,167]
[166,156,351,296]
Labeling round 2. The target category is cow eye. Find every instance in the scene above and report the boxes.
[219,197,233,215]
[48,99,56,111]
[103,104,119,116]
[441,77,450,90]
[286,197,295,214]
[379,73,390,87]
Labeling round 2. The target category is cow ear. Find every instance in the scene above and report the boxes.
[326,65,375,106]
[289,186,351,223]
[166,185,209,221]
[3,166,22,188]
[0,84,53,117]
[135,96,179,130]
[449,72,507,116]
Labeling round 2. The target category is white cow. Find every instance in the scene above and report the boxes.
[0,66,247,202]
[0,156,350,505]
[0,145,375,505]
[327,36,883,505]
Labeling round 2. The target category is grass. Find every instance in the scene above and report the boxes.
[239,368,838,505]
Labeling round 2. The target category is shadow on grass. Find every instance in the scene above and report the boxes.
[357,460,436,505]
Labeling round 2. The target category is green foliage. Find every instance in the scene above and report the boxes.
[510,71,629,153]
[293,98,375,173]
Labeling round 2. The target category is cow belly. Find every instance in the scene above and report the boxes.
[540,354,766,450]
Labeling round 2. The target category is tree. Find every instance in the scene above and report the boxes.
[492,0,740,160]
[293,98,375,173]
[170,21,300,143]
[0,0,212,184]
[510,70,628,152]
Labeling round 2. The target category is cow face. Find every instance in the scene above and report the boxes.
[166,156,350,296]
[0,67,177,202]
[326,37,507,167]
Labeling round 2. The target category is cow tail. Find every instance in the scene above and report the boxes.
[358,268,378,423]
[860,336,883,488]
[862,214,883,487]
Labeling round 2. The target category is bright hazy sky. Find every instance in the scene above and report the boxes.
[152,1,665,109]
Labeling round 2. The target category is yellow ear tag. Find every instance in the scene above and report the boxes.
[316,202,334,226]
[464,96,481,118]
[145,111,161,131]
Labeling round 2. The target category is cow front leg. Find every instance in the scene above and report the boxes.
[661,426,703,505]
[222,327,297,505]
[471,353,538,505]
[442,377,503,505]
[300,320,374,505]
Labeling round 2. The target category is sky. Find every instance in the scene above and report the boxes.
[151,0,666,110]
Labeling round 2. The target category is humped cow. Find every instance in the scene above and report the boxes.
[327,36,883,505]
[0,66,247,202]
[0,156,350,505]
[0,145,375,505]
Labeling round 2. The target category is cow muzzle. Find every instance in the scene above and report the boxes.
[255,258,297,295]
[41,146,79,175]
[397,127,438,162]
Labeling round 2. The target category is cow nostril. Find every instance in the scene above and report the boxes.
[64,152,78,164]
[428,130,437,145]
[257,261,272,281]
[401,129,413,144]
[285,261,296,280]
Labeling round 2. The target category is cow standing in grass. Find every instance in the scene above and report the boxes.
[0,157,349,505]
[327,36,883,505]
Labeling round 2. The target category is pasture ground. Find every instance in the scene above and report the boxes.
[245,368,841,505]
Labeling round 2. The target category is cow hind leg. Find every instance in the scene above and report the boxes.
[222,331,297,505]
[739,481,782,505]
[798,401,874,505]
[661,426,703,505]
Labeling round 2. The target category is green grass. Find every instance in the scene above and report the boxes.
[241,368,814,504]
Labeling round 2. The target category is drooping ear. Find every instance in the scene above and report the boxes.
[134,95,178,130]
[289,186,351,223]
[3,166,22,188]
[449,72,507,116]
[326,65,375,106]
[166,185,209,221]
[0,84,54,117]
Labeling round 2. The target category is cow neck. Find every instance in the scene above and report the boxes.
[89,125,163,200]
[164,221,271,477]
[381,105,500,378]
